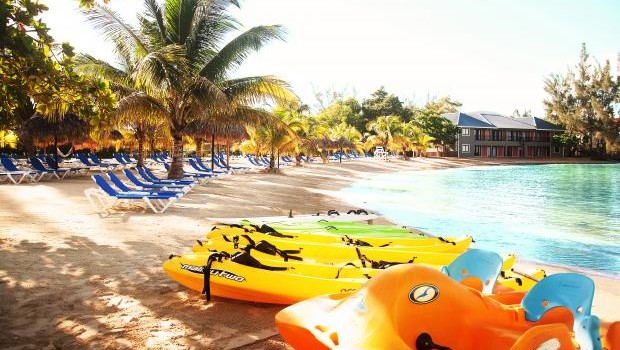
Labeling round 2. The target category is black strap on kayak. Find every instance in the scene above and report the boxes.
[230,251,288,271]
[327,209,340,216]
[354,247,415,269]
[437,237,456,246]
[211,226,217,231]
[356,209,368,215]
[347,209,357,214]
[355,247,367,268]
[335,262,360,279]
[255,224,294,238]
[196,240,203,246]
[342,235,373,247]
[253,240,303,261]
[378,242,392,247]
[202,252,227,302]
[318,219,327,222]
[325,225,338,231]
[415,333,452,350]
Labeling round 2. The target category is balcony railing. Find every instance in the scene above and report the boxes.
[473,136,550,142]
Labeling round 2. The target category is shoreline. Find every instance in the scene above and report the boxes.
[0,157,618,349]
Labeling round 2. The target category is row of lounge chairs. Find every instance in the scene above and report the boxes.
[0,156,88,184]
[86,168,197,214]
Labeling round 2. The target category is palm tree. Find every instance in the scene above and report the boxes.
[365,115,403,155]
[140,0,293,176]
[83,0,292,178]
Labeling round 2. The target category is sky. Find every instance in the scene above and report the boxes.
[41,0,620,116]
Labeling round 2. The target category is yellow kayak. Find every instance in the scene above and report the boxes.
[194,234,472,263]
[207,226,464,249]
[163,250,543,304]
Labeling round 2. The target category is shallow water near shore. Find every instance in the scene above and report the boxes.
[340,163,620,276]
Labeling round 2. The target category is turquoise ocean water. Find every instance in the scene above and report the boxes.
[340,164,620,276]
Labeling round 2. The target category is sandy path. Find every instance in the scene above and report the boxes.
[0,157,617,349]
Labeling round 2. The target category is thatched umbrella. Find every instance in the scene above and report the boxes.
[186,120,248,169]
[19,112,90,159]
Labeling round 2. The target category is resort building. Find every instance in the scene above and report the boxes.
[443,111,565,158]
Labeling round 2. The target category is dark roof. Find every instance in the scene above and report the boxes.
[442,111,563,131]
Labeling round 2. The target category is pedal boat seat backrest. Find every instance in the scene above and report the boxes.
[441,249,503,294]
[521,273,602,350]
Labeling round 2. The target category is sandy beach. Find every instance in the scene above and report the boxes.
[0,157,618,350]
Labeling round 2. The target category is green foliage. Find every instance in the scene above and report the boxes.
[1,0,116,137]
[552,133,579,155]
[544,44,619,155]
[410,96,461,151]
[360,87,412,130]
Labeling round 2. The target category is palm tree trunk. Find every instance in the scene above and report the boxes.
[270,146,275,170]
[168,134,184,179]
[137,131,145,167]
[339,146,343,163]
[225,139,230,169]
[210,132,215,170]
[196,137,203,158]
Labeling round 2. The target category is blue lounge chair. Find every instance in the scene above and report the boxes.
[136,167,196,187]
[122,169,192,192]
[190,158,228,175]
[29,157,69,179]
[87,174,181,214]
[0,157,40,184]
[45,155,87,176]
[122,153,137,164]
[213,155,246,172]
[107,172,184,196]
[113,153,135,168]
[76,153,110,172]
[198,157,231,173]
[162,163,211,183]
[89,153,119,169]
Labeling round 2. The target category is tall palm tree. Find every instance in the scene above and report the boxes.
[365,115,403,152]
[83,0,292,178]
[140,0,293,176]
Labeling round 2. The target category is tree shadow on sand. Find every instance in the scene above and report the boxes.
[0,235,292,349]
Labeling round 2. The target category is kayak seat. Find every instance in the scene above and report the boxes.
[521,273,602,350]
[441,249,503,294]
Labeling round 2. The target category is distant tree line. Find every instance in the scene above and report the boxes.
[544,44,620,157]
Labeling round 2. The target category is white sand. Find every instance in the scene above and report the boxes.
[0,157,617,349]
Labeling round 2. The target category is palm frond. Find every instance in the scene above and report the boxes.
[133,44,189,95]
[200,25,286,80]
[116,92,168,123]
[178,76,231,122]
[220,75,296,106]
[75,54,133,90]
[140,0,167,46]
[83,5,150,62]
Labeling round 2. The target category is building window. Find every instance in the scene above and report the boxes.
[489,146,497,157]
[474,145,480,156]
[461,128,470,136]
[461,144,470,153]
[474,129,481,140]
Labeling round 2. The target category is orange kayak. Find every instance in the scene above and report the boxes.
[276,265,619,350]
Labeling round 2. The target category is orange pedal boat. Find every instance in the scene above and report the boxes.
[276,264,619,350]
